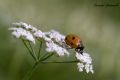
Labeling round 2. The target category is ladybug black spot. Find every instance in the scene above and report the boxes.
[72,37,75,40]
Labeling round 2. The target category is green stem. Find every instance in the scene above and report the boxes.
[22,53,54,80]
[22,39,36,61]
[22,62,39,80]
[41,60,79,63]
[39,52,54,62]
[37,41,42,60]
[38,53,48,61]
[23,52,79,80]
[28,41,38,62]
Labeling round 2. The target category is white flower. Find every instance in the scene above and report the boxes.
[11,30,21,38]
[34,30,44,38]
[85,63,90,73]
[89,64,94,73]
[25,31,35,44]
[9,22,70,56]
[9,27,35,44]
[45,41,55,52]
[44,30,65,45]
[85,63,94,73]
[77,63,84,72]
[43,30,70,56]
[20,22,32,29]
[42,35,52,42]
[12,22,37,32]
[31,27,37,32]
[76,52,94,73]
[12,22,31,29]
[45,40,69,56]
[76,52,92,64]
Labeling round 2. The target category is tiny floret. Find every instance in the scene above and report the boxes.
[34,30,44,38]
[77,63,84,72]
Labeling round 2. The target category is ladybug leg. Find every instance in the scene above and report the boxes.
[75,47,83,54]
[75,43,84,54]
[75,48,80,53]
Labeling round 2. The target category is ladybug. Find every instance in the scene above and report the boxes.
[64,34,84,54]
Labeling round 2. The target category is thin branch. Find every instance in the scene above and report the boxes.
[39,53,48,60]
[22,39,36,61]
[22,62,39,80]
[22,53,54,80]
[28,41,38,62]
[40,60,79,63]
[22,52,79,80]
[39,52,54,62]
[37,41,42,60]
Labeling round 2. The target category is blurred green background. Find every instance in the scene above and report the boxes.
[0,0,120,80]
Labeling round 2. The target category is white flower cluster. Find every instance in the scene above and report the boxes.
[76,52,94,73]
[9,22,69,56]
[9,27,36,44]
[9,22,94,73]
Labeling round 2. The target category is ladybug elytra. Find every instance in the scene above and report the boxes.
[65,34,84,54]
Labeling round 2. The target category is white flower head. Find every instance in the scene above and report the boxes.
[25,31,35,44]
[45,40,69,56]
[9,22,69,55]
[9,26,35,44]
[76,52,94,73]
[12,22,31,29]
[42,35,52,42]
[76,52,92,64]
[44,30,65,45]
[12,22,37,32]
[43,29,70,56]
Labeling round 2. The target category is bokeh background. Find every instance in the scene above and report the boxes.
[0,0,120,80]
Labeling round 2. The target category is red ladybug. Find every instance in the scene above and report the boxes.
[65,34,84,54]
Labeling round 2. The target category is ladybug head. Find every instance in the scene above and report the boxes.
[75,41,84,54]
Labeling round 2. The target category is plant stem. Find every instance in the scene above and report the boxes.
[22,53,54,80]
[28,41,38,62]
[40,60,79,63]
[22,39,36,61]
[23,52,79,80]
[37,41,42,60]
[39,52,54,61]
[22,62,39,80]
[39,53,48,60]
